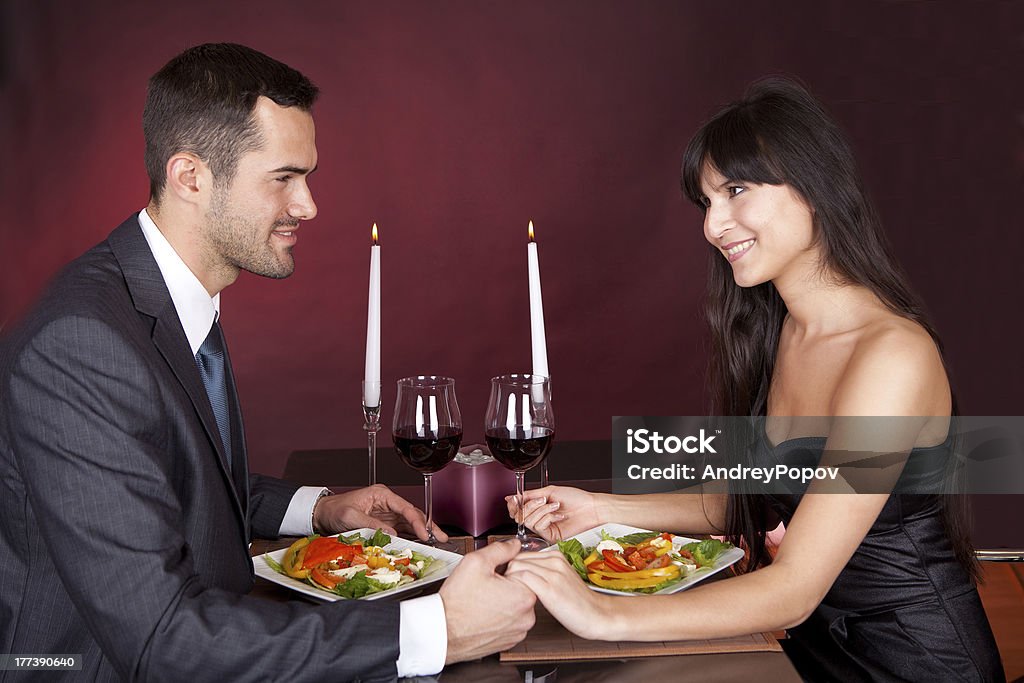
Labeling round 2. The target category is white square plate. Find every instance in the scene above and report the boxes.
[542,522,745,596]
[252,528,463,602]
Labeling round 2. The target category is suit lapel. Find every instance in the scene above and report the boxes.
[107,216,246,519]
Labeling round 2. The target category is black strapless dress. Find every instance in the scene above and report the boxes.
[753,435,1005,682]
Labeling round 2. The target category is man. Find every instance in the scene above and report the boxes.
[0,43,534,681]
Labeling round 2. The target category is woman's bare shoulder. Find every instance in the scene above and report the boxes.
[831,314,951,417]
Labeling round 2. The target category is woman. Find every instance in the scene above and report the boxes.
[505,78,1004,682]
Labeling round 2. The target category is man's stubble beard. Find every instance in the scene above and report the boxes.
[205,185,296,280]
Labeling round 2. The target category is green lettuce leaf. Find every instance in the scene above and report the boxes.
[334,571,373,599]
[338,532,363,545]
[365,577,397,593]
[556,538,589,579]
[615,531,659,546]
[681,539,734,567]
[367,529,392,548]
[264,555,284,574]
[410,551,434,576]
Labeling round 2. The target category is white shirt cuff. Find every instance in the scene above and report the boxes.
[278,486,329,537]
[396,593,447,677]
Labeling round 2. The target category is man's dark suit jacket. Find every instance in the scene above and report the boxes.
[0,217,402,681]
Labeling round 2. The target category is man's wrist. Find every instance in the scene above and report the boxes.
[278,486,333,537]
[311,488,332,534]
[397,594,447,676]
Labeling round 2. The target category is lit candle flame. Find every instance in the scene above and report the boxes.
[528,220,535,242]
[371,222,378,245]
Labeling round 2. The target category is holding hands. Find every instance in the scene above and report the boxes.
[314,486,539,662]
[502,484,617,640]
[441,540,537,663]
[504,549,613,641]
[311,483,617,653]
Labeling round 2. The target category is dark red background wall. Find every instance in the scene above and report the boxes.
[2,1,1021,480]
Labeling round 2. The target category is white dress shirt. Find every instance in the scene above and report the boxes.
[136,209,447,676]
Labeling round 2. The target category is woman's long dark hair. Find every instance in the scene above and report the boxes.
[680,77,978,581]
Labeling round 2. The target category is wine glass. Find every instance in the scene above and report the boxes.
[485,374,555,551]
[393,376,463,548]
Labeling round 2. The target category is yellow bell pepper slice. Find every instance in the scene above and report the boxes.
[583,551,599,566]
[367,555,391,569]
[589,564,680,580]
[282,537,312,579]
[587,572,676,589]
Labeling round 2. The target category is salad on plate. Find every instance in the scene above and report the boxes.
[264,529,436,599]
[555,527,738,594]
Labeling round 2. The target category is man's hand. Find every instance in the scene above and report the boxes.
[312,484,447,542]
[440,541,537,664]
[505,549,613,641]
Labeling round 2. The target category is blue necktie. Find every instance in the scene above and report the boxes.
[195,320,232,464]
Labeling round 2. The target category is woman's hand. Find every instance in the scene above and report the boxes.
[505,551,615,641]
[505,485,604,542]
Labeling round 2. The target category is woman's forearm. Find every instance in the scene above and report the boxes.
[596,561,813,641]
[597,489,728,535]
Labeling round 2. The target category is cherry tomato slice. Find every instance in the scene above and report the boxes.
[627,551,647,569]
[645,554,672,570]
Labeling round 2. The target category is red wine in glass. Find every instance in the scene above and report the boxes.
[484,426,554,471]
[394,425,463,473]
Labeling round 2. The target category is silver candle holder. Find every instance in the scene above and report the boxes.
[362,381,382,486]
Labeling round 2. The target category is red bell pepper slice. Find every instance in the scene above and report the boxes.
[302,537,360,569]
[602,549,635,572]
[310,566,343,589]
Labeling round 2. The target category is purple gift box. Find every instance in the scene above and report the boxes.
[432,445,516,536]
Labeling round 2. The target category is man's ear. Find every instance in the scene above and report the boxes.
[164,153,211,206]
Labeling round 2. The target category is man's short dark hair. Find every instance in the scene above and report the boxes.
[143,43,319,204]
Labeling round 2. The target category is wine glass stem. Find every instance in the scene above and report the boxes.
[423,473,436,544]
[515,470,527,542]
[367,429,377,486]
